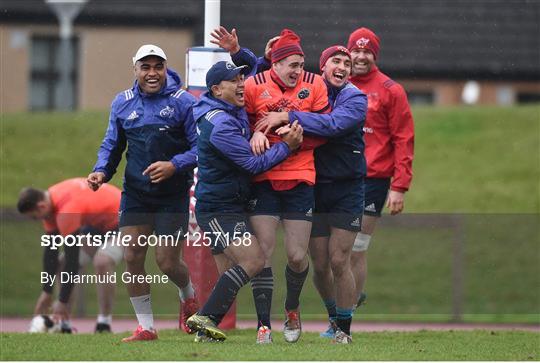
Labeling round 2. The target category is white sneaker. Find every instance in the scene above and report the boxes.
[256,325,273,344]
[283,310,301,343]
[332,328,352,344]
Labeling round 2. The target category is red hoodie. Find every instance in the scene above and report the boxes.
[349,66,414,192]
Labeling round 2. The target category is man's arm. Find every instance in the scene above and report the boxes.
[169,102,198,172]
[209,116,301,175]
[91,107,127,184]
[210,26,259,77]
[289,90,367,138]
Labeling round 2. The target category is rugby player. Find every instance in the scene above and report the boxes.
[186,60,303,342]
[87,45,199,342]
[18,178,123,333]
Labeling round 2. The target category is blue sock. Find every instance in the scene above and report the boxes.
[200,265,250,324]
[336,307,353,335]
[323,299,337,321]
[250,267,273,329]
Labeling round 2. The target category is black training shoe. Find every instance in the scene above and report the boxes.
[95,323,112,333]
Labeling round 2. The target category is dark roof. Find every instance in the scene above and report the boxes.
[220,0,540,80]
[2,0,539,80]
[0,0,201,27]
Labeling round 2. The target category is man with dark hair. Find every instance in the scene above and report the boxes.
[255,45,368,343]
[186,60,303,343]
[88,44,199,342]
[18,178,123,333]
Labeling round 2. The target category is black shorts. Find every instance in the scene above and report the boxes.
[248,181,314,221]
[195,201,254,255]
[363,178,391,217]
[311,179,365,237]
[119,190,189,236]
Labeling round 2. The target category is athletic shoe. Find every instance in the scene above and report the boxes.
[356,292,367,308]
[180,297,199,334]
[332,328,352,344]
[121,325,158,342]
[256,325,273,344]
[283,309,301,343]
[186,313,227,341]
[194,331,221,343]
[319,319,337,339]
[95,323,111,333]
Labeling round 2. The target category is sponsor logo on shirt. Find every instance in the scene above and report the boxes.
[127,111,139,120]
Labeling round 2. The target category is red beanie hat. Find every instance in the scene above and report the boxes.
[347,27,380,59]
[319,45,351,71]
[271,29,304,63]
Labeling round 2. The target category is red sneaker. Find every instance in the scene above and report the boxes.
[121,325,158,342]
[180,297,199,334]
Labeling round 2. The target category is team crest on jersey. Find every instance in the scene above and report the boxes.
[159,105,175,118]
[234,222,247,235]
[297,88,310,99]
[356,37,370,48]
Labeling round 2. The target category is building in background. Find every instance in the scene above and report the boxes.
[1,0,539,112]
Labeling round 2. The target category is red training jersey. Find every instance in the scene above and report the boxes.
[349,66,414,192]
[43,178,121,235]
[244,70,329,187]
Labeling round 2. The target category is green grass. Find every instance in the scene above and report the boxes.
[1,106,539,211]
[1,329,539,361]
[1,106,539,324]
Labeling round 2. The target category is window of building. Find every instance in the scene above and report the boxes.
[517,93,540,104]
[407,91,434,105]
[29,35,79,111]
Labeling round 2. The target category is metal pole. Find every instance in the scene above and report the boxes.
[204,0,220,48]
[451,214,465,322]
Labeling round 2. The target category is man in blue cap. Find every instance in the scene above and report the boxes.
[186,61,303,342]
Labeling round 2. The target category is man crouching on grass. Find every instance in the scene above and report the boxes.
[186,60,303,342]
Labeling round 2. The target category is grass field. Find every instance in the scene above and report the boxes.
[1,329,539,361]
[1,106,539,324]
[1,106,539,212]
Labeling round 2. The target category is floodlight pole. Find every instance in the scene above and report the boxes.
[45,0,87,111]
[204,0,220,48]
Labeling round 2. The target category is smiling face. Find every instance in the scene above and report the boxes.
[322,52,352,88]
[350,48,375,76]
[272,54,305,88]
[134,56,167,94]
[211,73,245,107]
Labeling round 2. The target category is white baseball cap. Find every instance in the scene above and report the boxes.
[132,44,167,65]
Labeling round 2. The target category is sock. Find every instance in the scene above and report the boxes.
[97,314,112,325]
[284,264,309,311]
[323,299,337,321]
[200,265,250,324]
[178,279,195,302]
[250,267,273,329]
[336,307,353,335]
[130,294,154,330]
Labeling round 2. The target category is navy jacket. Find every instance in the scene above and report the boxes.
[193,92,291,206]
[93,68,197,197]
[290,81,368,182]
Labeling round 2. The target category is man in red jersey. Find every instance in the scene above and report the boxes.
[346,27,414,308]
[18,178,123,333]
[211,27,329,344]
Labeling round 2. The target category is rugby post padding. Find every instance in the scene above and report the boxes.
[184,46,236,330]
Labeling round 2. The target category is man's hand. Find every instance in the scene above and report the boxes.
[250,131,270,156]
[255,111,289,134]
[87,172,106,191]
[386,190,405,215]
[210,26,240,54]
[33,291,53,315]
[280,121,303,151]
[142,161,176,183]
[264,36,280,60]
[52,300,69,322]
